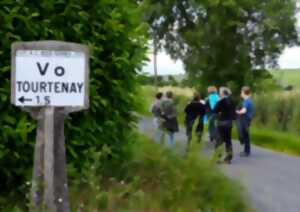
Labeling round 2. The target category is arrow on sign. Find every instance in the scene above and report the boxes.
[18,96,32,103]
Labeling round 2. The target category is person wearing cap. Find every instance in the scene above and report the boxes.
[213,87,236,164]
[236,86,254,157]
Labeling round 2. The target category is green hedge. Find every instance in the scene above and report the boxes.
[0,0,147,202]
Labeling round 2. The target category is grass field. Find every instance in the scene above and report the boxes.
[270,69,300,89]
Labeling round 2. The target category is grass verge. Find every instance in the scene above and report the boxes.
[232,125,300,156]
[249,126,300,156]
[70,134,251,211]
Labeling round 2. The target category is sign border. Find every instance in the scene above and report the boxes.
[11,41,90,112]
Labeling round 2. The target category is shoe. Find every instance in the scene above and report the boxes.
[224,155,232,163]
[217,159,231,165]
[223,159,231,164]
[240,152,249,157]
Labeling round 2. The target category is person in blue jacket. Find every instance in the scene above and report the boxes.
[236,86,255,157]
[206,86,219,142]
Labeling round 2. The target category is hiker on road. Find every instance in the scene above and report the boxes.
[206,86,220,143]
[236,86,254,157]
[184,92,206,146]
[161,91,179,147]
[214,87,236,164]
[150,92,164,143]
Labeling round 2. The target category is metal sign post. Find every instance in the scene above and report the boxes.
[11,41,89,212]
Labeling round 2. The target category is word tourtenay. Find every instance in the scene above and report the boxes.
[16,81,84,94]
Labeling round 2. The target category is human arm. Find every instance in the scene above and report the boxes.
[236,107,247,115]
[236,100,248,115]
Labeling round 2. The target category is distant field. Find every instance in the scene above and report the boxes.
[270,69,300,89]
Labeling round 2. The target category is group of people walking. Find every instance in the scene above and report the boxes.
[150,86,254,164]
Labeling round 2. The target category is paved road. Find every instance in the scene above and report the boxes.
[138,117,300,212]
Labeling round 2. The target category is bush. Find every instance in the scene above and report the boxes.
[0,0,147,202]
[253,92,300,134]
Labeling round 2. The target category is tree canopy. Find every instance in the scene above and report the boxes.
[142,0,299,90]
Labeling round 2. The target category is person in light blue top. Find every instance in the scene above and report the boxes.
[236,86,255,157]
[206,86,220,142]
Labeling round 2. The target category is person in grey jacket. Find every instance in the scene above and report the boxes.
[150,92,164,143]
[161,91,179,147]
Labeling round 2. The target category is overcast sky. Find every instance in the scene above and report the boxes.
[143,13,300,75]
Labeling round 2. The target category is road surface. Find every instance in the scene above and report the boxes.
[138,117,300,212]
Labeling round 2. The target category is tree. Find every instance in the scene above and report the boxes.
[168,75,179,86]
[142,0,299,91]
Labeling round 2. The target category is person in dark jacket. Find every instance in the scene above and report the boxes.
[161,91,179,147]
[213,87,236,164]
[184,92,206,145]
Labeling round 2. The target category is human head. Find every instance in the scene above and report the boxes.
[219,87,231,98]
[166,91,173,99]
[193,92,201,102]
[156,92,163,100]
[207,86,217,94]
[241,86,251,99]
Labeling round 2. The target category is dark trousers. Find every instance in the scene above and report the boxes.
[208,114,218,141]
[216,121,233,161]
[237,116,251,155]
[186,117,204,144]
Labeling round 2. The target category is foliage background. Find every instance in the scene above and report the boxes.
[142,0,299,92]
[0,0,147,204]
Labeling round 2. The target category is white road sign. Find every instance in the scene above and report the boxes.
[13,50,86,107]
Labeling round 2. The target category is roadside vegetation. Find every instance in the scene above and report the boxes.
[244,127,300,156]
[4,133,251,211]
[69,134,250,211]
